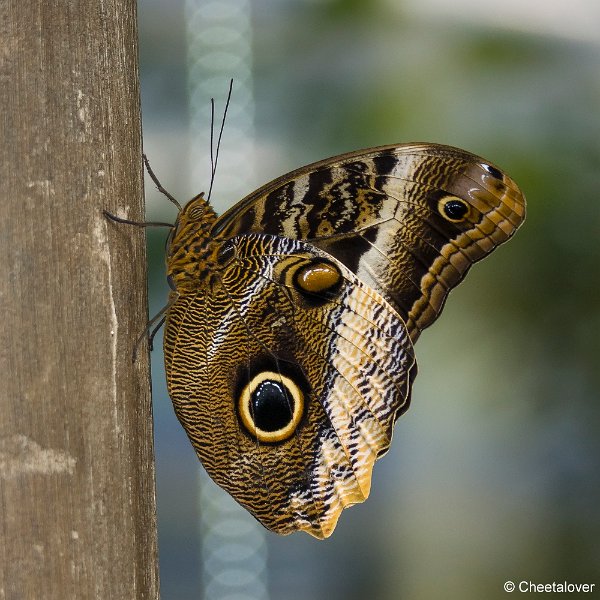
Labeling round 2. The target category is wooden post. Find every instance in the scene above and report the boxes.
[0,1,159,598]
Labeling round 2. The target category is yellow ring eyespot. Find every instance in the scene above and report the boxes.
[292,258,343,305]
[438,196,471,223]
[238,371,304,443]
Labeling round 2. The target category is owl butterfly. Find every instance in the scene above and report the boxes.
[149,143,525,539]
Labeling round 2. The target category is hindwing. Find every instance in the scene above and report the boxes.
[164,234,416,538]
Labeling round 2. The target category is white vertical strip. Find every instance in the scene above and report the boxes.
[184,2,269,600]
[186,0,256,212]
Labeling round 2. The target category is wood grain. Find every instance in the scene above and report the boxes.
[0,1,159,598]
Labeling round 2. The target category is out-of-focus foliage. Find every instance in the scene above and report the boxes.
[139,1,600,598]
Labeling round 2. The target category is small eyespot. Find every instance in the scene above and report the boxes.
[238,371,304,443]
[292,258,343,305]
[438,196,471,223]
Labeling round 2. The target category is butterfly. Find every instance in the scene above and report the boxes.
[107,141,525,539]
[151,142,526,539]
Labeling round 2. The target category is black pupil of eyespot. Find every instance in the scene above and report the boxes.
[444,199,468,220]
[251,380,294,432]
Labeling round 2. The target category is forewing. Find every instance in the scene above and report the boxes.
[163,234,416,538]
[212,143,526,340]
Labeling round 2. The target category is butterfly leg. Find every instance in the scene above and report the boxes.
[102,209,173,229]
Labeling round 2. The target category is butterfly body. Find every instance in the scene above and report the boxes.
[162,143,525,538]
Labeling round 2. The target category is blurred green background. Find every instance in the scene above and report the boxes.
[137,0,600,598]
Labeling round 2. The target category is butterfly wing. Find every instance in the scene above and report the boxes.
[212,143,526,340]
[163,234,416,538]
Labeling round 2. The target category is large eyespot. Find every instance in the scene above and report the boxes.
[438,196,471,223]
[238,371,304,443]
[292,258,343,306]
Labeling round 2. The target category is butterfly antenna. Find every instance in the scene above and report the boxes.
[207,78,233,201]
[209,97,215,194]
[143,154,183,211]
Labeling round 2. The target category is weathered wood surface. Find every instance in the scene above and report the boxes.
[0,1,159,598]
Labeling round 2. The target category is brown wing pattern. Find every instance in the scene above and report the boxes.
[161,142,525,538]
[212,144,526,340]
[163,234,416,538]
